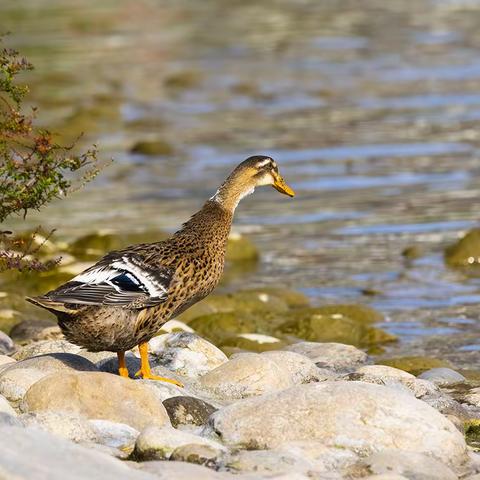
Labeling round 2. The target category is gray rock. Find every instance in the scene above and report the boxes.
[134,425,225,461]
[198,352,294,400]
[20,411,97,443]
[0,331,15,355]
[10,319,55,343]
[0,426,158,479]
[89,419,139,449]
[260,350,329,384]
[22,371,171,431]
[0,412,22,427]
[419,368,467,386]
[208,382,467,467]
[284,342,368,371]
[148,332,228,378]
[357,450,457,480]
[0,353,98,404]
[13,340,82,360]
[163,396,217,427]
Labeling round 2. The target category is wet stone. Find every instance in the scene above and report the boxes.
[445,229,480,267]
[163,396,217,428]
[378,356,454,376]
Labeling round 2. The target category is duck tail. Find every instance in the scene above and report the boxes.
[26,296,77,314]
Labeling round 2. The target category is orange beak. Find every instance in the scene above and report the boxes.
[272,172,295,197]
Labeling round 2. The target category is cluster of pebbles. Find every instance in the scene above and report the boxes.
[0,324,480,480]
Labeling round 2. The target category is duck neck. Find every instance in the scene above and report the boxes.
[211,175,255,213]
[177,200,234,249]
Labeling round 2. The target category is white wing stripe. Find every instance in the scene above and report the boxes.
[73,255,167,298]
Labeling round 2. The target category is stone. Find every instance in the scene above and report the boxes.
[96,352,140,377]
[445,228,480,267]
[0,394,16,416]
[0,412,22,427]
[346,364,440,398]
[0,355,15,367]
[378,356,454,376]
[133,425,225,461]
[9,319,57,343]
[170,443,224,467]
[260,350,328,384]
[0,331,15,355]
[20,411,97,443]
[277,305,395,348]
[419,368,467,386]
[89,419,139,449]
[163,396,217,427]
[130,139,174,156]
[147,332,228,378]
[13,340,81,361]
[356,450,457,480]
[208,382,467,467]
[22,371,170,431]
[139,460,234,479]
[0,353,98,404]
[142,373,188,403]
[284,342,368,371]
[226,449,316,476]
[225,233,259,263]
[198,353,294,400]
[0,426,158,479]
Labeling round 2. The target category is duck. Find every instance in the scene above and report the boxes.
[27,155,295,385]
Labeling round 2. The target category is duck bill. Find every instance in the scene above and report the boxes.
[272,174,295,197]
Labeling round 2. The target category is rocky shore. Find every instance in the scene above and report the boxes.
[0,324,479,480]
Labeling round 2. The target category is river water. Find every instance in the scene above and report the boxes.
[3,0,480,367]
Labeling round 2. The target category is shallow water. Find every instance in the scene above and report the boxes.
[3,0,480,367]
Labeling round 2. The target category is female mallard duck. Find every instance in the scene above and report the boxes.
[27,156,294,385]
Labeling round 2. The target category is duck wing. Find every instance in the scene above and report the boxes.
[36,252,173,309]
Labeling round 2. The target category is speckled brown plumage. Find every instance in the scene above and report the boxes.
[27,155,294,380]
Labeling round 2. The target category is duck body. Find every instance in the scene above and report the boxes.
[27,155,294,382]
[30,200,232,352]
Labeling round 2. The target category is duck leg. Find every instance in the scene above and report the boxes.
[135,342,183,387]
[117,351,129,378]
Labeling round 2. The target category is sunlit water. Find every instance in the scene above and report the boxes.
[3,0,480,367]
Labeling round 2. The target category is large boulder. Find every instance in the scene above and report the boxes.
[22,371,170,431]
[208,382,467,467]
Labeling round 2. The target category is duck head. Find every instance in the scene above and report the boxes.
[212,155,295,211]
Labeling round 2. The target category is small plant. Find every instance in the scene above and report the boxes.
[0,38,101,272]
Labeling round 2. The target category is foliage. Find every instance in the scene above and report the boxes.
[0,39,101,271]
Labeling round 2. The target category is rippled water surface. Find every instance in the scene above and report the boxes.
[3,0,480,366]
